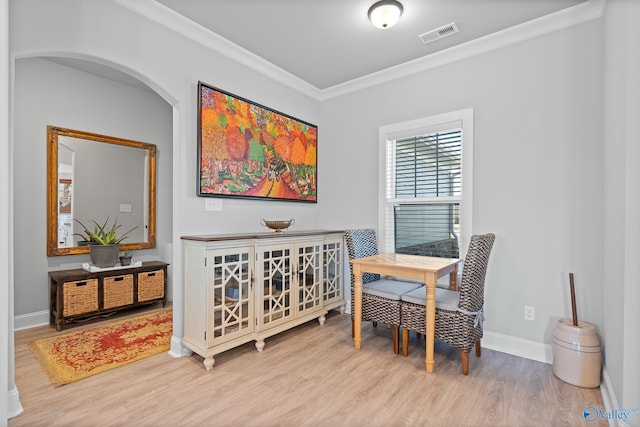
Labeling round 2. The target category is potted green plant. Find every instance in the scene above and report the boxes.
[74,218,137,268]
[119,250,133,266]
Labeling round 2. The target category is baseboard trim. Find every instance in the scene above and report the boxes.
[481,330,553,364]
[13,310,49,331]
[8,386,24,419]
[600,367,627,427]
[169,336,192,358]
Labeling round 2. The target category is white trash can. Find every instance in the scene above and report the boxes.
[552,319,601,388]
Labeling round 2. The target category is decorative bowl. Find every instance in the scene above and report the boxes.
[260,218,295,232]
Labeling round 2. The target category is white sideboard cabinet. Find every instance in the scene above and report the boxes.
[182,230,345,370]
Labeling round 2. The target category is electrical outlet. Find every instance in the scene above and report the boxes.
[524,305,535,321]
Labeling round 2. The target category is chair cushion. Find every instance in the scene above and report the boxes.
[401,286,460,311]
[362,279,423,301]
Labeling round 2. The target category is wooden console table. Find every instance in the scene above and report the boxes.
[49,261,169,331]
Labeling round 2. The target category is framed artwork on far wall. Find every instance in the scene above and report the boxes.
[197,81,318,203]
[58,179,72,213]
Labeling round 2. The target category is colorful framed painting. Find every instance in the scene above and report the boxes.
[197,81,318,203]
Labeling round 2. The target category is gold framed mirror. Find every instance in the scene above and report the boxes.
[47,125,157,256]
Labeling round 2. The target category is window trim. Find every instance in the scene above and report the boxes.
[378,108,474,258]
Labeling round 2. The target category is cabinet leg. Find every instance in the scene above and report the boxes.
[317,314,326,326]
[255,339,265,352]
[203,356,215,371]
[339,303,346,315]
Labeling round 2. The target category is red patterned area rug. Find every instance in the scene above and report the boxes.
[29,309,172,387]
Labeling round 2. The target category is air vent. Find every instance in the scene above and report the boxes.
[418,22,459,45]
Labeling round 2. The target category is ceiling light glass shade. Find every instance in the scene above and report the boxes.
[368,0,403,29]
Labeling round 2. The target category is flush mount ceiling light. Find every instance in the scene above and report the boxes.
[368,0,404,29]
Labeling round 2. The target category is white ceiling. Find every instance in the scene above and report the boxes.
[45,0,598,99]
[156,0,588,90]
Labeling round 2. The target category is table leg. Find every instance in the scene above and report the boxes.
[449,264,458,291]
[425,271,438,373]
[353,266,363,350]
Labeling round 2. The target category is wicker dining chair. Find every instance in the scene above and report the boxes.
[399,233,495,374]
[345,229,423,354]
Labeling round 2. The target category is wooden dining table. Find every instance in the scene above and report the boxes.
[349,253,459,373]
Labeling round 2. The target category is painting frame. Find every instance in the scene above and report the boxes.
[197,81,318,203]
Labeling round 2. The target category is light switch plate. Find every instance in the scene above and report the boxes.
[119,203,132,213]
[205,199,222,212]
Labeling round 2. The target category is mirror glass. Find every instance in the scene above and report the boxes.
[47,126,157,256]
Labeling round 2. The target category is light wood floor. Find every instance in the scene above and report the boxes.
[10,306,606,427]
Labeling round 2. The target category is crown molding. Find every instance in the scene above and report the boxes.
[319,0,606,100]
[116,0,605,102]
[114,0,322,99]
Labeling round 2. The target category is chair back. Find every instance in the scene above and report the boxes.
[344,229,381,285]
[457,233,495,313]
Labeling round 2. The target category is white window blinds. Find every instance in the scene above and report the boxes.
[385,128,462,258]
[395,130,461,198]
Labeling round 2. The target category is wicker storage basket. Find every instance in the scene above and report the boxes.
[138,269,165,302]
[63,279,98,316]
[103,274,134,309]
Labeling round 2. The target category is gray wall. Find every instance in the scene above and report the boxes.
[603,0,640,415]
[13,57,173,315]
[320,18,604,344]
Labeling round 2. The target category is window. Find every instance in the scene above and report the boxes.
[378,109,473,259]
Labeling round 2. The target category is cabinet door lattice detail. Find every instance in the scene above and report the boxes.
[297,243,322,314]
[260,246,293,327]
[209,250,253,343]
[323,239,343,305]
